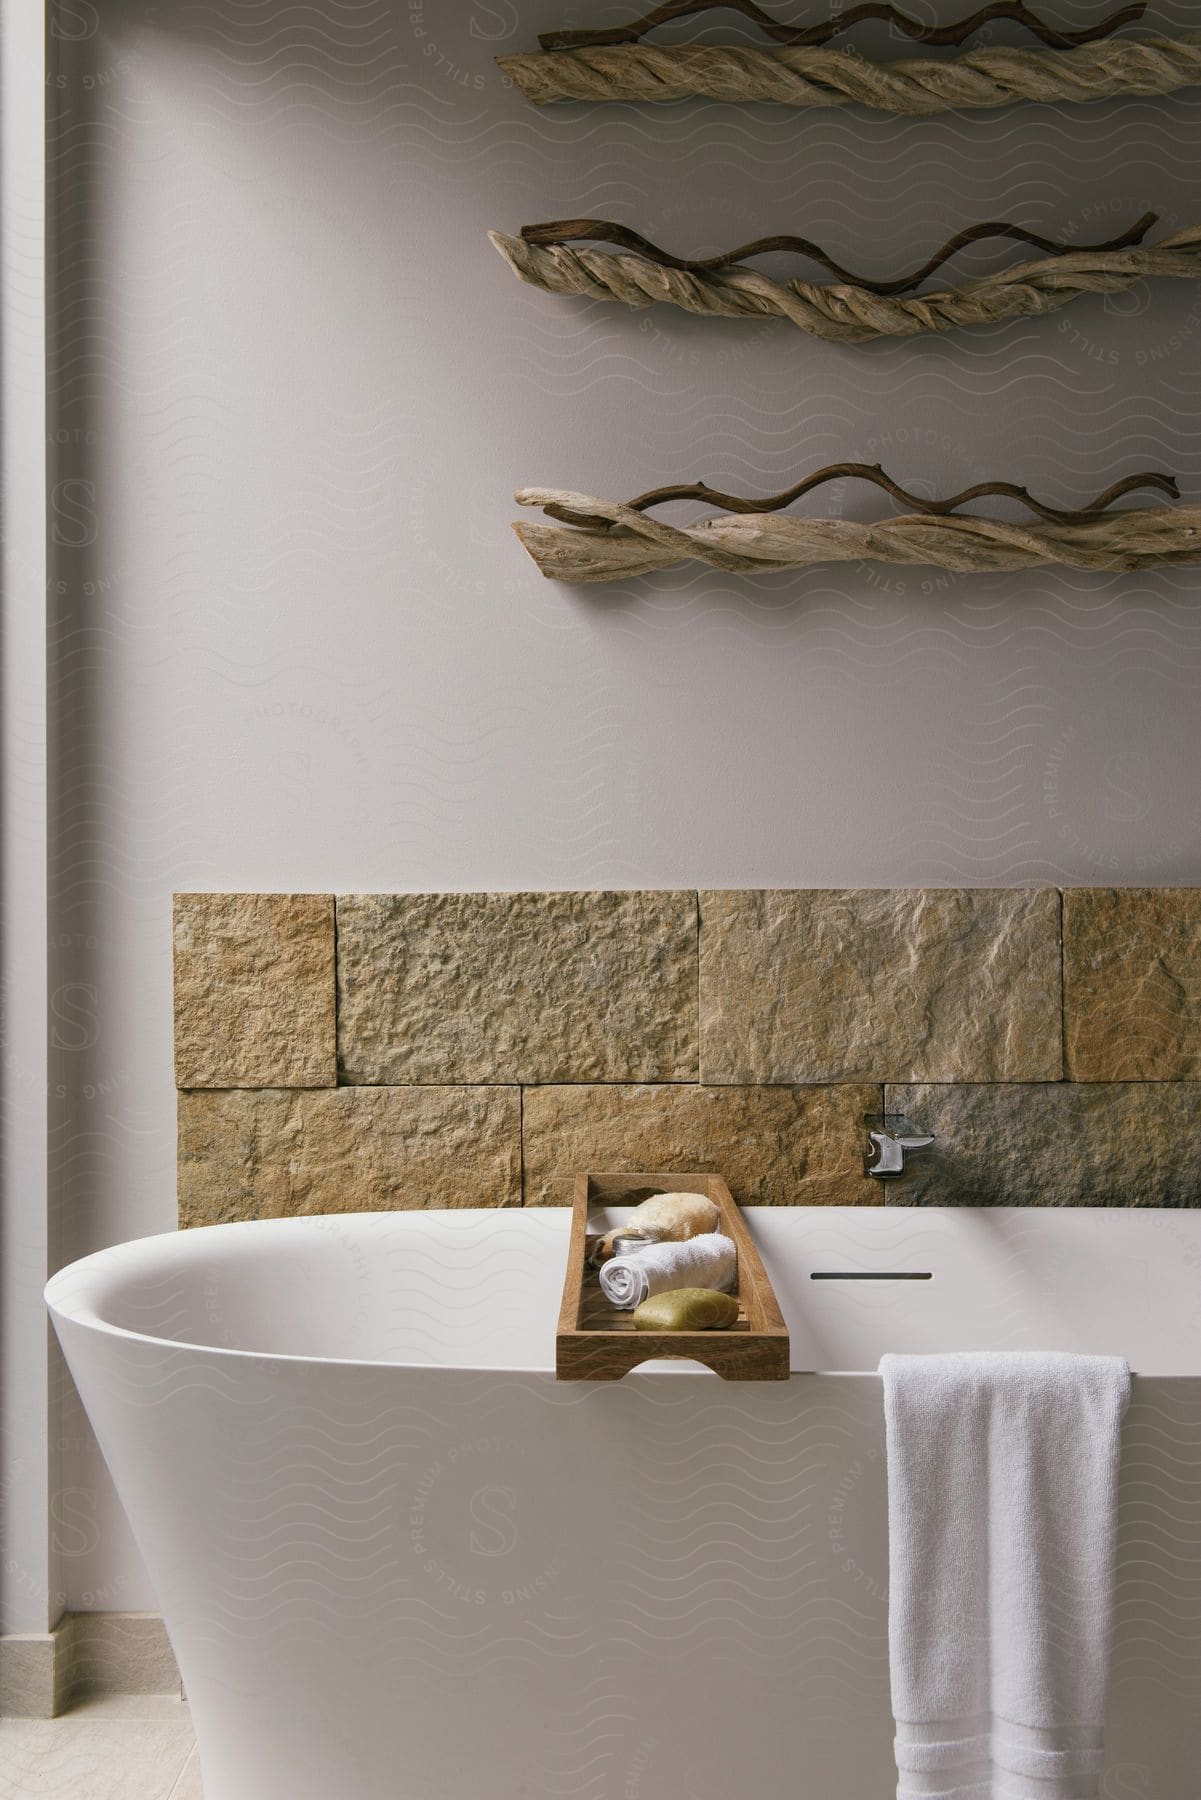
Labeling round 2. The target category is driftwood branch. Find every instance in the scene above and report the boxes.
[515,214,1155,295]
[538,1,1147,53]
[512,488,1201,582]
[537,467,1180,530]
[491,223,1201,344]
[496,32,1201,110]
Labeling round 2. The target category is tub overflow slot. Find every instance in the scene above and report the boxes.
[810,1271,933,1280]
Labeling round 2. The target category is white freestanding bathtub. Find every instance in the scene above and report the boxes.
[47,1208,1201,1800]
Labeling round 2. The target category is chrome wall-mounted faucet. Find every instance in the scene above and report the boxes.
[864,1114,935,1180]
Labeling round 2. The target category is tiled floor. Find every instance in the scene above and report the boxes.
[0,1695,200,1799]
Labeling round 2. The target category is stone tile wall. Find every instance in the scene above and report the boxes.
[174,889,1201,1219]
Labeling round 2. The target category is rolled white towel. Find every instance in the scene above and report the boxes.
[599,1232,737,1312]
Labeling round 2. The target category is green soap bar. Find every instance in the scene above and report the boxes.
[632,1287,740,1332]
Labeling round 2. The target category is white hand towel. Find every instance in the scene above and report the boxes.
[598,1232,737,1311]
[880,1351,1130,1800]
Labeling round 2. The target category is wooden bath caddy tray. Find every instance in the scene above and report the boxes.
[556,1172,790,1381]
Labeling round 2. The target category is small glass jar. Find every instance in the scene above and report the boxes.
[610,1226,666,1259]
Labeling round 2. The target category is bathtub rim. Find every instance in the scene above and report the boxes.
[42,1210,878,1381]
[47,1208,1201,1380]
[45,1209,583,1376]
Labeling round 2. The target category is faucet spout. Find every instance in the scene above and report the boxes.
[864,1113,935,1180]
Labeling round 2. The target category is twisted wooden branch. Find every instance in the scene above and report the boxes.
[539,1,1147,52]
[512,487,1201,581]
[496,32,1201,110]
[540,467,1180,529]
[515,213,1155,295]
[491,221,1201,343]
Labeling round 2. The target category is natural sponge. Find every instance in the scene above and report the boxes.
[596,1190,718,1260]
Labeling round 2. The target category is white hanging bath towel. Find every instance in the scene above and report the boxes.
[879,1351,1131,1800]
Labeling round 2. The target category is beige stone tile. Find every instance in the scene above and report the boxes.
[885,1081,1201,1206]
[178,1085,521,1225]
[700,888,1062,1084]
[67,1696,191,1722]
[522,1081,880,1207]
[169,1748,204,1798]
[1064,887,1201,1080]
[336,891,698,1084]
[66,1613,180,1702]
[0,1715,194,1800]
[174,894,335,1088]
[0,1633,56,1719]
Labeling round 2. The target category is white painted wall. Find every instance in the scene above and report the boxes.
[34,0,1201,1609]
[1,0,51,1637]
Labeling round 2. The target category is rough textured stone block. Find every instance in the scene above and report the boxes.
[178,1085,520,1225]
[336,890,698,1084]
[174,893,336,1088]
[700,888,1062,1084]
[1064,888,1201,1080]
[521,1081,880,1207]
[885,1081,1201,1206]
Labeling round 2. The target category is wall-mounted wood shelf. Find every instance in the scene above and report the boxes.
[556,1171,790,1380]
